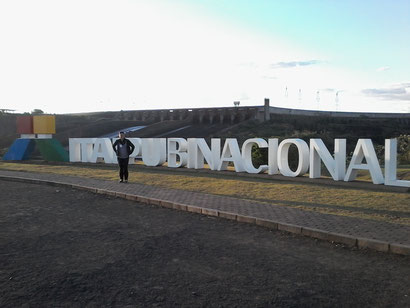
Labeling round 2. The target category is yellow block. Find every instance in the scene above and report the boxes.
[33,115,56,134]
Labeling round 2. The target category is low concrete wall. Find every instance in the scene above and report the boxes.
[268,106,410,119]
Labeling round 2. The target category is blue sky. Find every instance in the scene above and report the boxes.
[0,0,409,113]
[207,1,410,70]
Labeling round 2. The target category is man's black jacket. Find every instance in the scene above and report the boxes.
[112,138,135,157]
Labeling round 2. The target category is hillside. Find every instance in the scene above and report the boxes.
[1,110,409,163]
[0,112,149,156]
[221,114,410,164]
[223,113,409,141]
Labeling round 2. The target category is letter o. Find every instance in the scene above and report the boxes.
[278,139,309,177]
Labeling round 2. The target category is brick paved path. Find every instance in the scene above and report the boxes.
[0,170,409,251]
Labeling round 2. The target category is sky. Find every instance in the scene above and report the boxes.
[0,0,409,114]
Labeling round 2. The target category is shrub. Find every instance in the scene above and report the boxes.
[398,135,410,164]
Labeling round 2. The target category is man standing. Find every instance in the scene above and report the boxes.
[112,131,135,183]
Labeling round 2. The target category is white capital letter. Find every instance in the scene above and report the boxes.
[76,138,96,163]
[278,139,309,177]
[310,139,346,180]
[242,138,268,173]
[69,138,81,162]
[91,138,115,163]
[127,138,142,164]
[385,139,410,187]
[218,139,245,172]
[168,138,188,168]
[141,138,167,166]
[268,138,279,175]
[187,138,221,170]
[345,139,384,184]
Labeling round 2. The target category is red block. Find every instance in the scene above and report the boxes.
[16,116,33,134]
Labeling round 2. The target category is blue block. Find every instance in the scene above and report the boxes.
[3,139,35,160]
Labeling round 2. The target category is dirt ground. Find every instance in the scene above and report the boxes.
[0,180,409,307]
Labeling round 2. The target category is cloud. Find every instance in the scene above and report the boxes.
[270,60,321,69]
[376,66,390,72]
[362,83,410,101]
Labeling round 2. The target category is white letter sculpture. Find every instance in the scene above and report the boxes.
[128,138,142,164]
[218,138,245,172]
[141,138,166,166]
[69,138,96,162]
[67,137,406,188]
[345,139,384,184]
[69,138,82,162]
[309,139,346,180]
[187,138,221,170]
[385,139,410,187]
[278,139,309,177]
[168,138,188,168]
[268,138,279,175]
[241,138,268,173]
[91,138,115,163]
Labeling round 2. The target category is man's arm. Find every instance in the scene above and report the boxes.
[112,140,118,154]
[127,139,135,155]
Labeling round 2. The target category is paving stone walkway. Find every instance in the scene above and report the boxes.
[0,169,409,254]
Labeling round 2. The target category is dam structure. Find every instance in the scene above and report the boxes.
[1,99,409,157]
[116,99,410,125]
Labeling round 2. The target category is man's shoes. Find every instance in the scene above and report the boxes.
[124,180,128,183]
[119,179,123,183]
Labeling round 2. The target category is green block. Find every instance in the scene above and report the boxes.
[35,139,69,162]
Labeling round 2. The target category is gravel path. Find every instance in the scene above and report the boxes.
[0,179,409,307]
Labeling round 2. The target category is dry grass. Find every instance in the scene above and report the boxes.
[356,168,410,181]
[1,161,409,225]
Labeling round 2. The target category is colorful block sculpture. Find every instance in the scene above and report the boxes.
[2,139,36,160]
[33,115,56,134]
[36,139,69,162]
[16,116,34,134]
[2,115,68,162]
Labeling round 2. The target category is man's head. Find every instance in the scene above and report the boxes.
[119,131,125,140]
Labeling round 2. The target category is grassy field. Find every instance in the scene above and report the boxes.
[0,161,409,226]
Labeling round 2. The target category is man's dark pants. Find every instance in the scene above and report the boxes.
[117,157,129,181]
